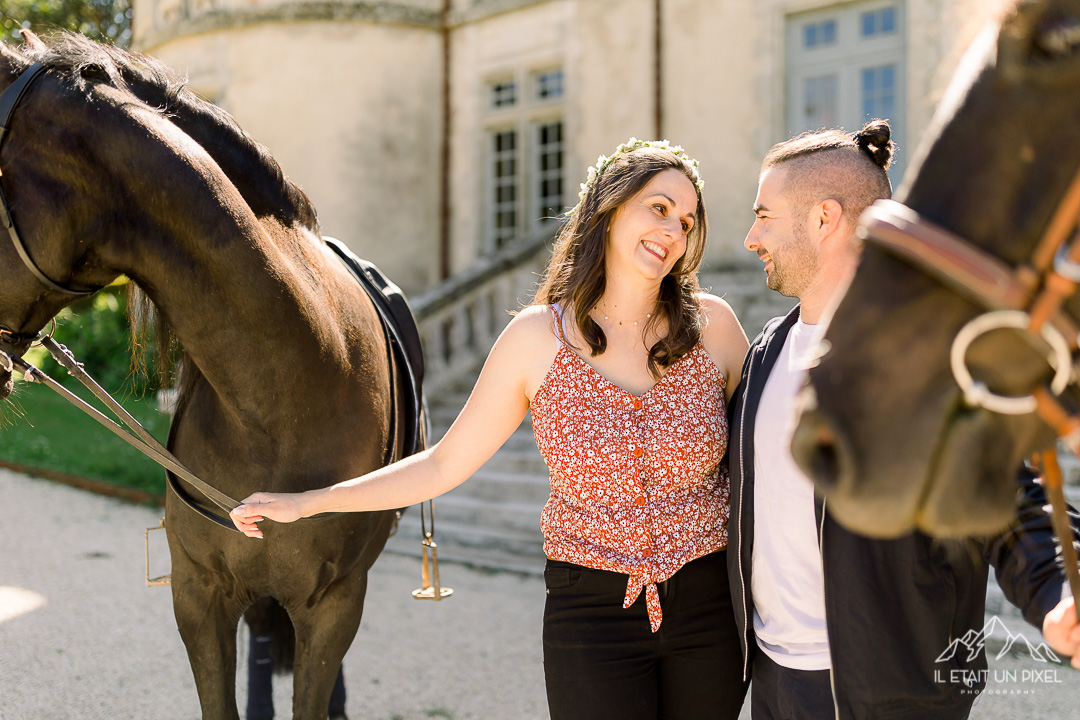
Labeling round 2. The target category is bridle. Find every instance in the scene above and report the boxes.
[0,62,415,538]
[0,61,245,529]
[0,62,98,297]
[858,166,1080,431]
[857,168,1080,617]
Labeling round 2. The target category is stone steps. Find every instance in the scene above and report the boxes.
[387,381,550,574]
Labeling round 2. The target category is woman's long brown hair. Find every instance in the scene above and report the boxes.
[533,146,707,378]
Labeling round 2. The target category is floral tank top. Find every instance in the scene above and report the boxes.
[530,304,731,631]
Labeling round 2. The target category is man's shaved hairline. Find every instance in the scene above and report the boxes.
[767,147,892,226]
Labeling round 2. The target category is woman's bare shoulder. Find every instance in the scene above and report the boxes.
[694,292,749,386]
[502,304,561,344]
[696,292,741,331]
[495,304,563,400]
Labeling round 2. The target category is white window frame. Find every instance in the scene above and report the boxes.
[482,65,566,252]
[488,127,520,248]
[532,67,565,103]
[785,1,907,182]
[534,118,566,223]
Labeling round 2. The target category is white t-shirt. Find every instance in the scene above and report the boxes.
[751,319,831,670]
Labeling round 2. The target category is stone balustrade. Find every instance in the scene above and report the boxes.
[410,225,556,395]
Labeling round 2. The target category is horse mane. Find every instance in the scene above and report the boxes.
[18,31,320,233]
[15,32,323,413]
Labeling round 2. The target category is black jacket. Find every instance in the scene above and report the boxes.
[727,304,1073,720]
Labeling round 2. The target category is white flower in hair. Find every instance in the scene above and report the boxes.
[567,138,705,216]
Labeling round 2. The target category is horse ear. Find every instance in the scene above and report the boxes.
[19,29,46,54]
[0,39,23,68]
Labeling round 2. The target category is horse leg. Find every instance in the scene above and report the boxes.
[246,629,275,720]
[244,598,293,720]
[329,667,347,720]
[172,565,247,720]
[288,572,370,720]
[243,598,347,719]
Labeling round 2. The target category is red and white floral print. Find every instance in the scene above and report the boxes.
[531,305,731,632]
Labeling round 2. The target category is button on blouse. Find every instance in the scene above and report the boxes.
[531,304,731,631]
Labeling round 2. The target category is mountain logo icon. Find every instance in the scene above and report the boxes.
[935,616,1061,664]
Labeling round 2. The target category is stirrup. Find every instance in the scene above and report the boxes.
[411,500,452,600]
[145,518,171,587]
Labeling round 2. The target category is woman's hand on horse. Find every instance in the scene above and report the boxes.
[1043,595,1080,669]
[231,493,305,537]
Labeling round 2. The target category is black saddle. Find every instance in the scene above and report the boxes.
[324,237,426,459]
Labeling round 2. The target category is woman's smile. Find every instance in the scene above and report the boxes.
[642,239,669,261]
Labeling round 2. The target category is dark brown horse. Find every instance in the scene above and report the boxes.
[791,0,1080,538]
[0,32,413,718]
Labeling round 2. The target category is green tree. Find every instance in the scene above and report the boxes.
[1,0,132,47]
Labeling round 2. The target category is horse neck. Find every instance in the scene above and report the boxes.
[118,69,319,231]
[898,17,1080,267]
[129,215,365,429]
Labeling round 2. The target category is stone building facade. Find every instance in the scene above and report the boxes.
[132,0,999,296]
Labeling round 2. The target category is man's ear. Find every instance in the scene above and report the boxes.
[813,198,844,239]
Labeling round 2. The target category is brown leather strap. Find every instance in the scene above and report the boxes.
[859,200,1080,348]
[0,62,97,297]
[1034,447,1080,624]
[1032,166,1080,273]
[859,201,1038,311]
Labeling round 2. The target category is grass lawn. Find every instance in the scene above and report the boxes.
[0,381,171,500]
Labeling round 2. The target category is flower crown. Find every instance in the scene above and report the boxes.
[567,138,705,216]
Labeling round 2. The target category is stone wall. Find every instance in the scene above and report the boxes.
[131,0,1011,289]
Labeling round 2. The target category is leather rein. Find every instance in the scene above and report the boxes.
[858,176,1080,617]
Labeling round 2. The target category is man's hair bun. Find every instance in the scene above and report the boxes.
[854,119,894,170]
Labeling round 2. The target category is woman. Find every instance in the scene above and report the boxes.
[232,139,750,718]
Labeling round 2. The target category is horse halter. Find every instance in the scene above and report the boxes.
[858,178,1080,619]
[858,173,1080,432]
[0,62,97,297]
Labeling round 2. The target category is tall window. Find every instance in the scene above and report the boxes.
[484,67,566,250]
[491,130,518,247]
[786,2,906,181]
[536,121,564,221]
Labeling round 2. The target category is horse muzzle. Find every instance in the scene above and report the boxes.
[791,385,926,538]
[790,385,857,499]
[0,333,33,399]
[919,406,1043,536]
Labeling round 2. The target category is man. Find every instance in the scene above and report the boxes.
[727,119,1080,719]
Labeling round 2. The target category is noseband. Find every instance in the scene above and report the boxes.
[0,62,97,297]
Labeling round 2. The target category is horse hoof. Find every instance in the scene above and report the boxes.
[329,713,348,720]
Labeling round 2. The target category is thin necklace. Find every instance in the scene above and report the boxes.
[595,304,653,327]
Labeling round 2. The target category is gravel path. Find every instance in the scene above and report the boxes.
[1,468,1077,719]
[0,469,547,720]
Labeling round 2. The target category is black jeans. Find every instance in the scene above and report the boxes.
[543,551,747,720]
[750,650,834,720]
